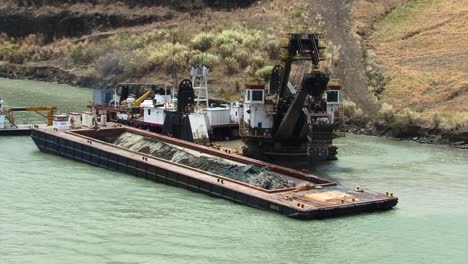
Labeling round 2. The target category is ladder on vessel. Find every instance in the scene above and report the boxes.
[338,105,344,127]
[336,105,346,137]
[238,107,249,137]
[190,65,209,108]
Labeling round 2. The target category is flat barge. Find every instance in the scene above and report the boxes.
[0,126,33,136]
[0,124,48,136]
[31,124,397,219]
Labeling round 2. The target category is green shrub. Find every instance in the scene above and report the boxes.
[378,103,395,122]
[255,65,274,80]
[218,42,238,58]
[70,45,90,64]
[396,108,418,125]
[0,44,20,62]
[169,28,193,44]
[250,52,266,69]
[144,42,192,67]
[215,30,244,46]
[233,49,250,68]
[193,52,220,67]
[263,39,280,59]
[343,100,366,121]
[192,33,215,51]
[242,32,262,49]
[292,6,304,18]
[224,57,239,74]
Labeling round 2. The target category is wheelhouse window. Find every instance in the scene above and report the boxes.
[252,90,263,102]
[327,91,339,103]
[147,109,151,115]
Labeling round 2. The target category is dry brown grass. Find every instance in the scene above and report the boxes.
[368,0,468,114]
[351,0,468,133]
[352,0,409,41]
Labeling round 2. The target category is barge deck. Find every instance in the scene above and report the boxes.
[31,124,398,219]
[0,124,47,136]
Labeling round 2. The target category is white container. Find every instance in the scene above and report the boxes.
[100,115,107,126]
[68,112,82,129]
[53,115,70,130]
[206,107,230,127]
[82,112,94,127]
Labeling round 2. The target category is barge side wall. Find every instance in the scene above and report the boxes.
[30,129,304,217]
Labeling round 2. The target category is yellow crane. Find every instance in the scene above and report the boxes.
[5,106,57,127]
[131,90,153,108]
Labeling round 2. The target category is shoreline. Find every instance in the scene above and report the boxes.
[343,124,468,150]
[0,64,114,89]
[1,64,466,149]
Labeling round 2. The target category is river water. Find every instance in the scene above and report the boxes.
[1,78,467,264]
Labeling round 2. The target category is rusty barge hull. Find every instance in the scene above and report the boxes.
[31,126,397,219]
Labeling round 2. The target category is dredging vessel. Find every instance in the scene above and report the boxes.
[31,117,397,219]
[89,33,343,162]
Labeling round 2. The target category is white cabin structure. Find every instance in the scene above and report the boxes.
[243,84,273,130]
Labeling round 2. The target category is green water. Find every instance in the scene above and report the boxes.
[0,78,92,123]
[1,78,467,264]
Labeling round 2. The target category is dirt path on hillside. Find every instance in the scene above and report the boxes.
[306,0,376,113]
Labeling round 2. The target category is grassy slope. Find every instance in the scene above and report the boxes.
[347,0,468,133]
[370,0,468,114]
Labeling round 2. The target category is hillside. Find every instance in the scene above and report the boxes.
[0,0,310,100]
[369,0,468,113]
[0,0,467,143]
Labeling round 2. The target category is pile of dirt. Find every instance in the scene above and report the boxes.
[113,132,296,190]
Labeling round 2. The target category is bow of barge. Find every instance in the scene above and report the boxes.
[31,124,397,219]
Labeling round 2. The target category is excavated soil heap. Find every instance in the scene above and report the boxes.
[113,132,296,190]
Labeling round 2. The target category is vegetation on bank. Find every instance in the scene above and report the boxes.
[73,27,281,79]
[344,99,468,135]
[0,0,310,98]
[0,27,280,80]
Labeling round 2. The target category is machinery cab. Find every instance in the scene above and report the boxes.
[325,81,342,124]
[243,84,274,136]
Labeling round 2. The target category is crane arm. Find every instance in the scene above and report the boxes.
[132,90,153,108]
[8,106,57,126]
[276,33,324,98]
